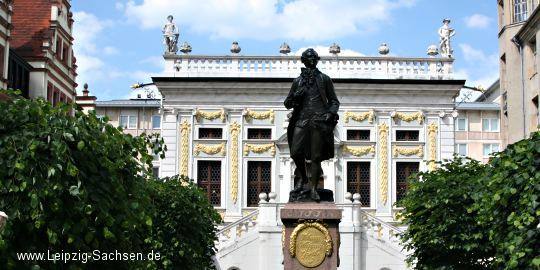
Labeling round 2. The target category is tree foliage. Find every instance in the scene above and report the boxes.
[400,157,494,269]
[400,131,540,270]
[145,176,221,269]
[474,131,540,269]
[0,92,220,269]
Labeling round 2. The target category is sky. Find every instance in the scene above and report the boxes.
[71,0,499,101]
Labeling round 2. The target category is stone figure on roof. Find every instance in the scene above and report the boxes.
[163,15,179,54]
[438,18,455,58]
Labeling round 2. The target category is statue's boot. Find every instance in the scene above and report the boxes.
[310,187,320,202]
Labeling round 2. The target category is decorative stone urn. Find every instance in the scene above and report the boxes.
[329,43,340,55]
[378,43,390,55]
[280,42,291,55]
[180,41,192,54]
[230,41,241,54]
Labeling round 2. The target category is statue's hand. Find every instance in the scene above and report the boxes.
[324,112,336,123]
[293,89,304,99]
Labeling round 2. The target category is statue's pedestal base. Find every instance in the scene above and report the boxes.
[280,202,342,270]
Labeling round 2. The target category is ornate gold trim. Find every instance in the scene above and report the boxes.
[179,120,191,176]
[244,109,275,123]
[378,123,389,205]
[343,145,375,157]
[344,110,375,124]
[194,142,226,156]
[289,221,332,258]
[392,111,424,124]
[243,143,276,156]
[392,145,424,157]
[195,108,226,122]
[427,122,438,171]
[229,122,241,203]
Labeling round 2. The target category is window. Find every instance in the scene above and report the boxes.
[247,161,271,207]
[455,118,467,131]
[152,167,159,178]
[514,0,528,22]
[347,162,370,206]
[347,130,370,141]
[62,43,69,64]
[120,115,137,129]
[483,144,500,157]
[482,118,500,132]
[396,162,419,203]
[455,144,467,156]
[53,90,59,106]
[396,130,419,141]
[197,160,221,206]
[247,128,271,139]
[47,83,53,102]
[152,115,161,129]
[199,128,223,139]
[56,37,62,59]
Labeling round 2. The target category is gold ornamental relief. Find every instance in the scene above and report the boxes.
[289,222,332,268]
[343,145,376,157]
[392,145,424,157]
[243,143,276,156]
[194,143,226,156]
[195,108,226,122]
[344,110,375,124]
[392,111,424,124]
[244,109,275,123]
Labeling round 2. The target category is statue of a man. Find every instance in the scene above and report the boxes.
[438,18,455,58]
[163,15,179,54]
[284,48,340,202]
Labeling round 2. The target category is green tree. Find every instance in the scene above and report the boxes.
[0,92,159,269]
[145,175,221,270]
[474,131,540,269]
[399,156,494,269]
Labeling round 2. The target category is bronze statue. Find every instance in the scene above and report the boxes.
[285,48,340,202]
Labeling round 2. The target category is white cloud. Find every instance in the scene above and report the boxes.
[103,46,119,55]
[294,45,364,56]
[464,14,492,29]
[455,43,499,102]
[123,0,416,41]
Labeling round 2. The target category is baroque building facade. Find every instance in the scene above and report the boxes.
[153,50,464,223]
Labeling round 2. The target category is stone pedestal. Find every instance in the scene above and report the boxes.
[280,202,342,270]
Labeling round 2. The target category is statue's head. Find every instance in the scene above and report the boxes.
[443,18,450,25]
[167,15,174,22]
[301,48,320,68]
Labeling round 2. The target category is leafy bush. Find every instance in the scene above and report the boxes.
[0,92,221,269]
[400,156,494,269]
[0,93,153,269]
[145,175,221,269]
[474,131,540,269]
[401,131,540,269]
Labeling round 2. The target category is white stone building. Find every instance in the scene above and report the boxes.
[149,41,464,269]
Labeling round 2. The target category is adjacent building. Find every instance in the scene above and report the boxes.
[10,0,77,103]
[498,0,540,146]
[455,80,502,163]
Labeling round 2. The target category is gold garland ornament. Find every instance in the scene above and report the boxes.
[344,110,375,124]
[392,145,424,157]
[195,108,226,122]
[378,123,389,205]
[243,143,276,156]
[391,111,424,124]
[343,145,376,157]
[229,122,241,203]
[244,109,275,123]
[179,120,191,176]
[289,221,333,268]
[194,142,226,156]
[427,122,438,171]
